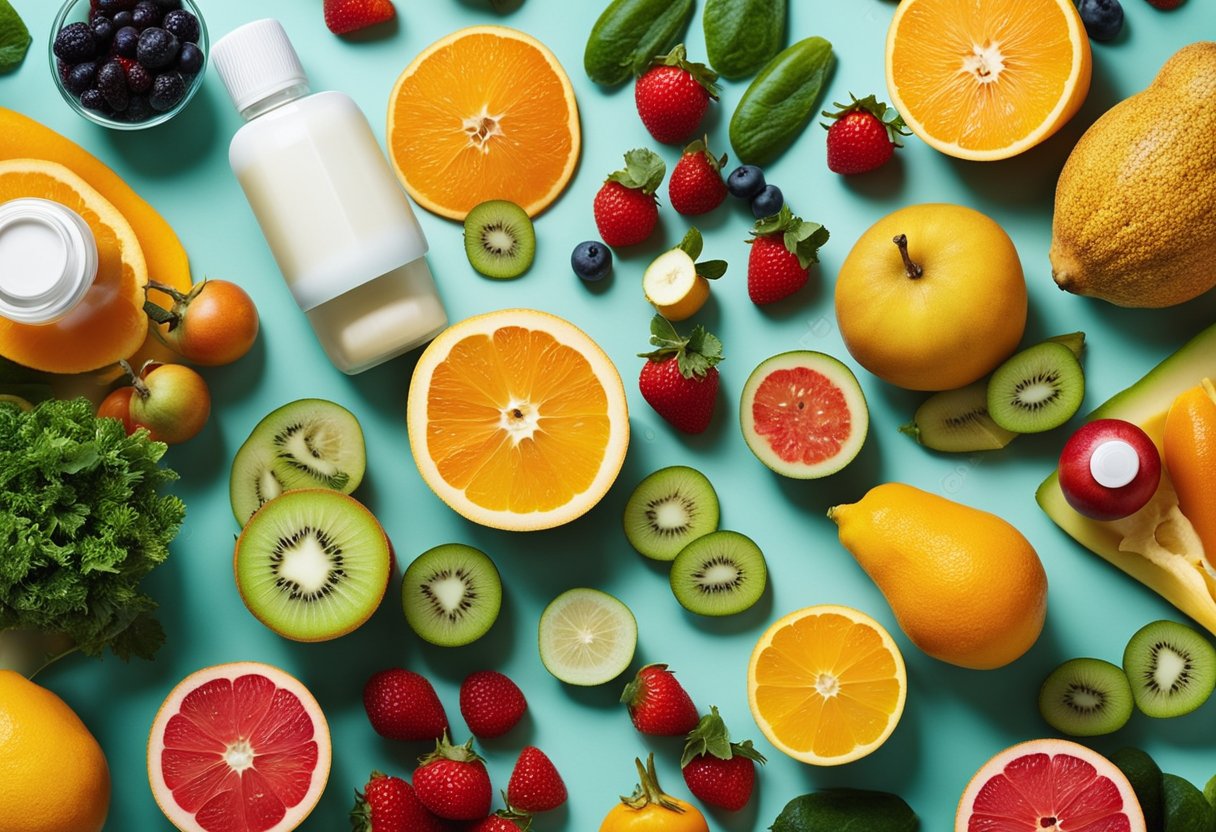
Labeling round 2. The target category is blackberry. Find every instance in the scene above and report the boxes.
[80,89,109,112]
[149,71,185,111]
[53,23,97,64]
[112,10,134,27]
[124,95,153,123]
[126,62,153,94]
[90,16,115,45]
[132,1,162,30]
[65,62,99,95]
[136,27,179,69]
[176,42,203,75]
[152,0,182,8]
[162,9,199,44]
[97,0,136,10]
[97,60,130,112]
[113,26,139,57]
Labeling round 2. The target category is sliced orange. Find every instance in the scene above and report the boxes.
[406,309,628,531]
[388,26,580,221]
[0,159,148,374]
[885,0,1091,161]
[748,605,907,766]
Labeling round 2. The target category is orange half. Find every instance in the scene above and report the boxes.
[748,605,907,766]
[406,309,628,531]
[388,26,580,221]
[886,0,1091,161]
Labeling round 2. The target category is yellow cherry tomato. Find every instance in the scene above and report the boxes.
[599,755,709,832]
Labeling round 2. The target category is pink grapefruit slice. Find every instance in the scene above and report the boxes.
[147,662,331,832]
[956,739,1146,831]
[740,351,869,479]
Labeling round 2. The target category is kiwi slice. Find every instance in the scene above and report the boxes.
[670,530,767,616]
[463,200,536,279]
[987,341,1085,433]
[623,466,720,562]
[230,398,366,525]
[402,544,502,647]
[1037,657,1134,736]
[234,489,391,642]
[1122,620,1216,718]
[900,381,1018,452]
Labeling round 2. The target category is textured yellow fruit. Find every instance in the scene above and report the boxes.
[0,671,110,832]
[1050,42,1216,308]
[829,483,1048,670]
[835,203,1027,391]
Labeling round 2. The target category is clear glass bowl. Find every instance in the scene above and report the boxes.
[49,0,208,131]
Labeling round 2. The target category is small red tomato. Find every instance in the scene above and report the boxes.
[148,279,259,366]
[97,386,136,433]
[128,363,211,444]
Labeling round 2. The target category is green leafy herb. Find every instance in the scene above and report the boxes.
[606,148,666,194]
[0,0,30,73]
[771,789,918,832]
[0,398,185,671]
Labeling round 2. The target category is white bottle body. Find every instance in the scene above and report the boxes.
[229,90,446,373]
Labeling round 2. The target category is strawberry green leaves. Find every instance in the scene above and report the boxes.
[681,706,767,767]
[607,148,667,194]
[640,315,723,379]
[750,205,830,269]
[822,93,911,146]
[651,44,720,98]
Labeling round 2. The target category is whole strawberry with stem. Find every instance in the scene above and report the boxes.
[669,137,728,216]
[747,205,829,305]
[363,668,449,742]
[323,0,396,35]
[621,664,700,736]
[460,670,527,739]
[635,44,720,144]
[413,734,493,821]
[821,93,911,175]
[680,707,766,812]
[594,149,666,247]
[638,317,723,435]
[350,771,446,832]
[507,746,567,813]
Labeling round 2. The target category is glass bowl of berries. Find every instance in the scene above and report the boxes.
[50,0,208,130]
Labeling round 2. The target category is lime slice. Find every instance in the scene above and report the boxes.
[539,588,637,686]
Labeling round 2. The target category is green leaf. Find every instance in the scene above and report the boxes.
[639,317,723,378]
[678,227,704,260]
[608,148,667,194]
[750,206,831,268]
[771,790,919,832]
[0,0,29,73]
[696,259,728,280]
[682,707,734,766]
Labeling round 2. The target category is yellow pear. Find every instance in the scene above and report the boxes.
[829,482,1048,670]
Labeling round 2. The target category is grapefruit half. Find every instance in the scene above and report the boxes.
[740,351,869,479]
[956,739,1146,831]
[147,662,331,832]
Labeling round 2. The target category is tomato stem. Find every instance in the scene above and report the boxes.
[892,234,923,279]
[119,359,151,399]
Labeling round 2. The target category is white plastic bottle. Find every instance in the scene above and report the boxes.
[212,19,447,374]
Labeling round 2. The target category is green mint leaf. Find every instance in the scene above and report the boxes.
[785,223,830,269]
[696,259,727,280]
[771,790,918,832]
[681,707,733,767]
[678,227,704,260]
[0,0,30,73]
[608,148,667,194]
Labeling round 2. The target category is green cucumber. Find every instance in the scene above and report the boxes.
[729,36,833,165]
[703,0,786,79]
[585,0,694,86]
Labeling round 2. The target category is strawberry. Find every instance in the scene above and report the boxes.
[746,206,830,305]
[1145,0,1184,8]
[680,707,766,812]
[821,93,911,175]
[637,317,723,435]
[460,671,527,739]
[466,812,531,832]
[668,137,728,216]
[594,149,666,247]
[350,771,446,832]
[413,735,493,821]
[507,746,567,813]
[635,44,720,144]
[363,668,449,742]
[621,664,700,736]
[323,0,396,35]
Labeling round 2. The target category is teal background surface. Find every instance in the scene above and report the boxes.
[4,0,1216,829]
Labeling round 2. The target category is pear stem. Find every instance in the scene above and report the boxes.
[893,234,923,279]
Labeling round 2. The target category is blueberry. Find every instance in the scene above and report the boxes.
[1078,0,1123,41]
[97,60,129,111]
[132,1,163,29]
[750,184,784,219]
[112,10,134,27]
[53,23,97,64]
[726,165,766,200]
[152,0,182,8]
[113,26,139,56]
[162,9,199,44]
[149,70,185,111]
[571,241,612,283]
[90,16,115,45]
[126,62,153,93]
[136,27,179,69]
[124,95,153,122]
[176,42,203,75]
[79,88,108,112]
[65,62,98,95]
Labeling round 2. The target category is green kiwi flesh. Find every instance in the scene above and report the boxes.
[1122,620,1216,718]
[1037,657,1134,736]
[623,466,720,561]
[235,489,391,641]
[230,398,366,525]
[402,544,502,647]
[987,341,1085,433]
[670,530,767,617]
[901,381,1018,452]
[463,200,536,279]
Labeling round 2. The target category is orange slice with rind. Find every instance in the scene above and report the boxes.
[406,308,629,531]
[748,604,907,766]
[885,0,1091,161]
[387,26,580,221]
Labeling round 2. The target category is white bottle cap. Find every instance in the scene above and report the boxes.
[0,198,98,325]
[212,19,308,115]
[1090,439,1140,489]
